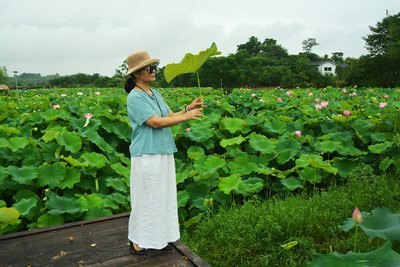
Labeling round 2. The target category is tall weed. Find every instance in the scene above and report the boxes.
[182,165,400,266]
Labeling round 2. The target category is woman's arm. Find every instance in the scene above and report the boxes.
[146,108,202,128]
[168,109,186,117]
[169,97,204,117]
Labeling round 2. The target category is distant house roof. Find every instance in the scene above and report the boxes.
[0,84,10,90]
[312,60,336,66]
[312,60,348,68]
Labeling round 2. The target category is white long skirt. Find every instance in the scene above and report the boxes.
[128,154,180,249]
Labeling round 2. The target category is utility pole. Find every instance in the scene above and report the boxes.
[13,71,18,90]
[220,69,223,89]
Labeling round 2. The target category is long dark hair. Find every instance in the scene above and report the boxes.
[124,74,136,94]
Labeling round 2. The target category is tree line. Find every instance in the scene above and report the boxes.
[155,12,399,89]
[1,12,398,89]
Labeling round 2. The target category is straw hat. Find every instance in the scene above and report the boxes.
[126,50,158,75]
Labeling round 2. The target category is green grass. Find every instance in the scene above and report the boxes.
[181,165,400,266]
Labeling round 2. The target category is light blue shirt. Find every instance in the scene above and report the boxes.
[127,88,177,157]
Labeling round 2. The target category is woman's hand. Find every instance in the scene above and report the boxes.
[187,98,205,111]
[183,108,203,121]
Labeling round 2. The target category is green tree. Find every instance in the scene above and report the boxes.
[261,38,289,59]
[347,12,400,87]
[0,66,8,84]
[237,36,263,56]
[363,13,400,57]
[331,52,344,62]
[114,60,128,77]
[302,38,319,53]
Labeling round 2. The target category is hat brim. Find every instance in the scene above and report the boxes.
[126,58,159,75]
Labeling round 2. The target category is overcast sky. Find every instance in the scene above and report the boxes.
[1,0,399,77]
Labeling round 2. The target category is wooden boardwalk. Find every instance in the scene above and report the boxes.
[0,212,209,267]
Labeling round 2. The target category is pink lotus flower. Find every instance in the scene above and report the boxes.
[61,93,67,97]
[314,98,320,103]
[315,104,323,110]
[343,110,351,116]
[294,131,302,137]
[342,89,348,94]
[350,92,357,97]
[352,207,363,223]
[320,101,329,108]
[52,104,60,109]
[251,93,257,98]
[379,102,387,109]
[277,97,283,103]
[185,128,191,132]
[83,113,94,127]
[286,91,291,96]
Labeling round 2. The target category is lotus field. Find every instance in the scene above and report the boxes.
[0,87,399,235]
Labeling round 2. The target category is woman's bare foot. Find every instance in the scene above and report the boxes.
[133,243,144,251]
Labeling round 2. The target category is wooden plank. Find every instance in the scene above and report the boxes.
[172,241,211,267]
[0,213,209,267]
[0,212,130,240]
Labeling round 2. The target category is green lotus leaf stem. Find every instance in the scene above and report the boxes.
[354,224,359,252]
[95,178,99,192]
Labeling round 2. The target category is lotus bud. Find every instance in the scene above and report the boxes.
[352,207,363,223]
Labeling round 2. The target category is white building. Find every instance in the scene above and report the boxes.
[313,61,337,76]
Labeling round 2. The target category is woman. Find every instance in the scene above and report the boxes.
[125,50,203,255]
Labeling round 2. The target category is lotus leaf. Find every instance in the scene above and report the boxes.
[249,133,276,155]
[219,174,242,195]
[12,197,38,220]
[332,158,357,178]
[80,152,108,168]
[236,177,264,196]
[368,141,394,154]
[220,135,246,147]
[56,131,82,153]
[220,117,248,134]
[8,165,38,185]
[310,241,400,267]
[84,207,112,220]
[8,137,29,152]
[164,42,221,84]
[0,207,19,224]
[227,157,258,175]
[37,214,64,228]
[37,163,66,189]
[276,138,301,164]
[177,190,190,208]
[379,157,395,171]
[46,195,81,216]
[281,177,304,191]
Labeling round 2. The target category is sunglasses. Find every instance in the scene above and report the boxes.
[142,63,158,74]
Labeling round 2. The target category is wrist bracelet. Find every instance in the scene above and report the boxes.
[185,105,190,112]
